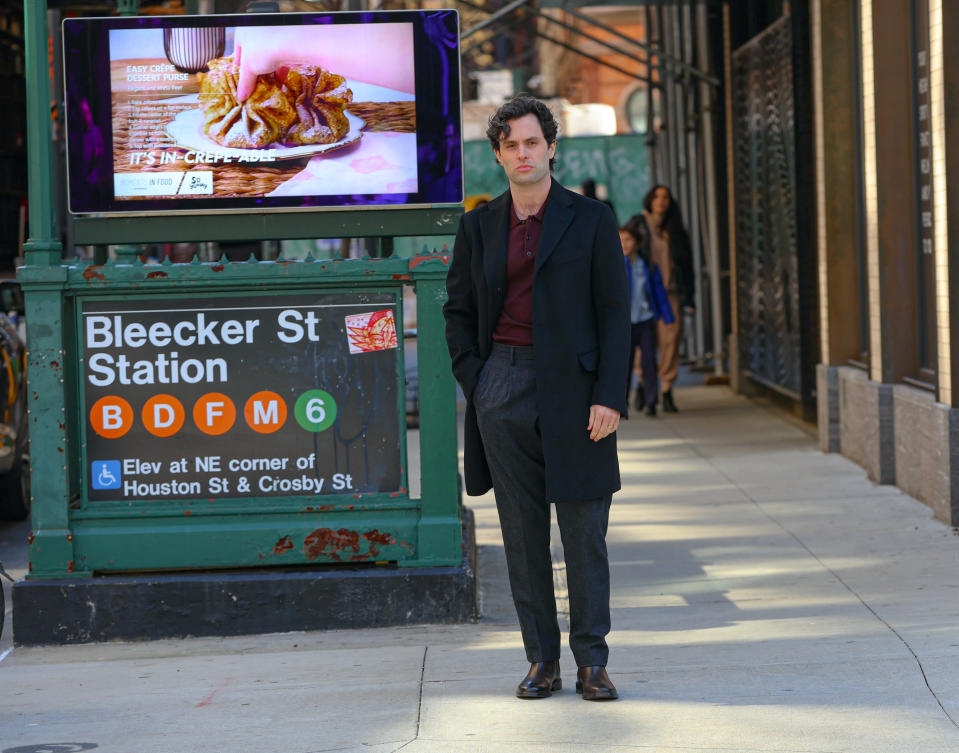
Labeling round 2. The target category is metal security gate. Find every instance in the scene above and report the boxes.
[732,13,816,403]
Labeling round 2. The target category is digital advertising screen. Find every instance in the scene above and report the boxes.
[63,11,463,214]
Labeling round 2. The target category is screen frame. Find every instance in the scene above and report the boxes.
[62,9,464,217]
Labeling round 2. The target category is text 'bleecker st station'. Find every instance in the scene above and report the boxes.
[86,309,330,386]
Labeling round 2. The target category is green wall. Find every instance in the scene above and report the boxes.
[394,133,650,257]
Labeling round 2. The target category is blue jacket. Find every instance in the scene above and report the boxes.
[625,256,675,324]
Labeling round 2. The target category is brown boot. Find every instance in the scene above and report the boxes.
[576,666,618,700]
[516,661,562,699]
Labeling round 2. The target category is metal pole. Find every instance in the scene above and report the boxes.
[669,3,685,240]
[673,4,686,211]
[683,0,705,364]
[114,0,141,264]
[659,1,678,195]
[49,6,72,263]
[675,2,690,227]
[722,1,741,389]
[698,0,725,377]
[22,0,75,578]
[645,3,658,186]
[23,0,61,265]
[651,4,666,185]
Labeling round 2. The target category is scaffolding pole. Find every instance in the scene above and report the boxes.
[645,2,658,186]
[698,0,725,376]
[683,0,705,364]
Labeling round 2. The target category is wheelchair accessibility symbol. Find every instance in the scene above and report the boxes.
[91,460,122,490]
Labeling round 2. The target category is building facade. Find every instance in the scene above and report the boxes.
[726,0,959,524]
[809,0,959,524]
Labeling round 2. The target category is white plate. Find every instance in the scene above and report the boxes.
[165,108,364,160]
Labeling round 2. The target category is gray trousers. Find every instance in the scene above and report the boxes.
[474,342,612,667]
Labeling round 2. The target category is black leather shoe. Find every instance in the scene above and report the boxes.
[516,661,562,699]
[645,403,656,417]
[633,385,645,412]
[662,389,678,413]
[576,666,618,701]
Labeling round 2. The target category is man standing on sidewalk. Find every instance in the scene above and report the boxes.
[444,96,629,701]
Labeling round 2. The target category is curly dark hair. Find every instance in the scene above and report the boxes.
[486,96,559,170]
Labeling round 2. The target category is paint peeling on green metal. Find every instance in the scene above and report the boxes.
[20,255,461,576]
[71,208,462,246]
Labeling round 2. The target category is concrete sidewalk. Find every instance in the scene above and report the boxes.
[3,384,959,752]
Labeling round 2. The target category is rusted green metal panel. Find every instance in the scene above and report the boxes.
[69,507,421,572]
[20,255,461,577]
[71,209,463,245]
[405,256,461,567]
[22,0,73,578]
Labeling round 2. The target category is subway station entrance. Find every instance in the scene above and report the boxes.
[14,2,475,643]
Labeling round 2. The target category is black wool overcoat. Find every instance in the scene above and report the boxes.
[443,180,630,503]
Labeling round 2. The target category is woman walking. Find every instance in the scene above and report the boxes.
[628,185,694,413]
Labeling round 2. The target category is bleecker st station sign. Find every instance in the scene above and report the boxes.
[81,293,402,503]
